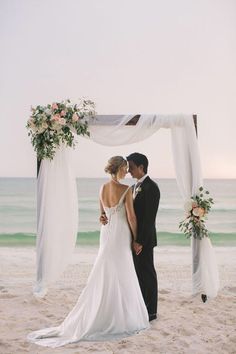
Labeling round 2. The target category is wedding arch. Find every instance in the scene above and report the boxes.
[32,113,219,299]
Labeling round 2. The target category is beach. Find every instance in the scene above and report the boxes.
[0,245,235,354]
[0,178,235,353]
[1,0,236,351]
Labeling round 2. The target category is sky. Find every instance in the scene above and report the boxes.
[0,0,235,178]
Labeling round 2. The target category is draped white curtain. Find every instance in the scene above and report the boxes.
[169,117,219,297]
[35,114,219,298]
[34,146,78,297]
[89,114,219,297]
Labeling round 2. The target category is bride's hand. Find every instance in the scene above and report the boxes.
[133,241,143,255]
[99,213,108,225]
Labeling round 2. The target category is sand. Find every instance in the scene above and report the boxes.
[0,246,235,354]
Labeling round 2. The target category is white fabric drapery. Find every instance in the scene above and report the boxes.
[34,146,78,297]
[169,117,219,297]
[89,114,219,297]
[35,114,219,298]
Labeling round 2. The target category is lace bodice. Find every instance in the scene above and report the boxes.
[101,187,130,218]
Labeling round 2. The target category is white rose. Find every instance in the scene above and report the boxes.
[41,113,47,121]
[184,200,193,213]
[59,118,66,125]
[37,122,48,134]
[28,118,37,132]
[51,122,62,131]
[45,108,52,116]
[192,207,200,217]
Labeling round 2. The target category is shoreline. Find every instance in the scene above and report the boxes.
[0,231,235,247]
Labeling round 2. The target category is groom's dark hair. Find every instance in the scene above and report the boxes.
[126,153,149,173]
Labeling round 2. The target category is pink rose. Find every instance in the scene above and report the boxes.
[193,207,205,218]
[192,208,199,217]
[72,113,79,122]
[52,103,58,110]
[198,207,205,217]
[51,114,60,121]
[60,110,66,117]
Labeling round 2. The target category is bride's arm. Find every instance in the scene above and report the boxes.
[99,185,108,225]
[125,189,137,241]
[99,200,106,215]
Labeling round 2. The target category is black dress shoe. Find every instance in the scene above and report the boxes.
[201,294,207,303]
[149,314,157,322]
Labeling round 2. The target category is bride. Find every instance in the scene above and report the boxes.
[27,156,149,347]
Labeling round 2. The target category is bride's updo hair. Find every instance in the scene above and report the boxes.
[104,156,127,175]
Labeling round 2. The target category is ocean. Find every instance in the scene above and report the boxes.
[0,178,235,246]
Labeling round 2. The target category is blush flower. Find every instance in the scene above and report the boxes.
[28,118,37,131]
[51,121,62,131]
[59,118,66,125]
[192,206,205,218]
[198,207,205,217]
[52,103,58,110]
[179,187,214,239]
[37,122,48,133]
[27,98,95,160]
[51,114,60,121]
[72,113,79,122]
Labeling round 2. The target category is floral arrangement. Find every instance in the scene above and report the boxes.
[26,99,96,160]
[179,187,214,239]
[136,186,142,194]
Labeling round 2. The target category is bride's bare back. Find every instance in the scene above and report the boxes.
[101,181,129,208]
[100,180,137,241]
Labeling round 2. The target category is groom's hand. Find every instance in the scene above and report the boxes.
[133,241,143,255]
[100,213,108,225]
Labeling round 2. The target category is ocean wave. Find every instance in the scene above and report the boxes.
[0,232,235,247]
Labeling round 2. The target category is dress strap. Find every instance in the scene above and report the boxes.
[118,187,130,205]
[99,185,104,199]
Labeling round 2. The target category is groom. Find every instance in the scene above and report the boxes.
[126,153,160,322]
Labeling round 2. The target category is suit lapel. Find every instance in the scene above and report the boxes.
[133,176,150,200]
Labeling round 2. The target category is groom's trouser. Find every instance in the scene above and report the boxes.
[132,247,158,315]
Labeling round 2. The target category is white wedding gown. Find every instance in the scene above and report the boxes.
[27,188,149,348]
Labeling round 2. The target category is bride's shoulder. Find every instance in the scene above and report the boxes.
[120,183,130,189]
[120,184,130,193]
[99,183,108,194]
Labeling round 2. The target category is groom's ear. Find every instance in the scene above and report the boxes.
[139,164,144,172]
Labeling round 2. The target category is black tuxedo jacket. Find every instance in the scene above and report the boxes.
[133,176,160,248]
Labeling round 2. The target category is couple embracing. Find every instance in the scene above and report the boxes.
[28,153,160,348]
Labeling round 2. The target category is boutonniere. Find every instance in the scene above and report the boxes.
[136,186,142,194]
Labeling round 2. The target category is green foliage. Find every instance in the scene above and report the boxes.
[26,99,95,160]
[179,187,214,240]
